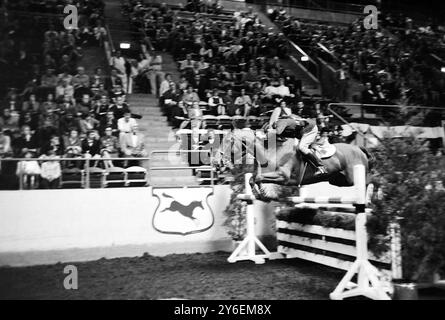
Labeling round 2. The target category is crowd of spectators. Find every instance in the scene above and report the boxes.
[0,0,148,190]
[127,2,310,131]
[270,8,445,111]
[123,1,352,158]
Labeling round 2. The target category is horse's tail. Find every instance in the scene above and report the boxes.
[359,146,374,170]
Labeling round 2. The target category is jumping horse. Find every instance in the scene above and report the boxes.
[219,123,372,201]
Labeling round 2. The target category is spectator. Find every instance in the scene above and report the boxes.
[79,112,99,135]
[72,66,91,98]
[81,130,101,158]
[0,108,19,132]
[159,73,173,97]
[178,76,189,92]
[76,94,93,116]
[192,74,209,100]
[110,50,128,92]
[106,69,123,92]
[362,82,377,104]
[180,54,196,72]
[64,129,82,158]
[109,95,130,120]
[91,67,106,92]
[161,83,181,122]
[147,53,164,96]
[22,94,40,114]
[100,127,120,168]
[234,88,252,117]
[41,93,57,114]
[117,111,138,136]
[336,63,350,101]
[208,90,225,115]
[182,86,200,104]
[99,111,118,136]
[246,94,263,117]
[40,68,58,91]
[375,84,389,104]
[16,151,41,189]
[94,95,110,119]
[42,134,64,156]
[39,150,62,189]
[171,100,189,129]
[189,101,204,129]
[269,100,292,128]
[223,89,235,116]
[56,79,75,101]
[121,123,147,158]
[13,125,38,157]
[0,128,12,158]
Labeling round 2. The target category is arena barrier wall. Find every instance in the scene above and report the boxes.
[0,186,276,267]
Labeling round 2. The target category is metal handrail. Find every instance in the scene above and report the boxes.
[0,148,225,190]
[328,102,445,112]
[327,102,445,139]
[288,40,320,80]
[1,157,151,190]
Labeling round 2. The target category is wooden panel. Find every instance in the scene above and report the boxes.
[277,233,357,257]
[277,221,356,241]
[278,245,352,271]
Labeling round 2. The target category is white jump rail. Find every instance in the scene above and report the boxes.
[227,173,274,265]
[229,165,391,300]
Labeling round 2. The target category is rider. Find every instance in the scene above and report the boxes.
[274,116,327,176]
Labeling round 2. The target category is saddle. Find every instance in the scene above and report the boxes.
[311,142,336,159]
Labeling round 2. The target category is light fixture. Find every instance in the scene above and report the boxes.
[120,42,130,49]
[441,67,445,73]
[301,56,309,62]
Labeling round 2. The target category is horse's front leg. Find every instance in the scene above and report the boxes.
[249,170,291,202]
[255,170,289,185]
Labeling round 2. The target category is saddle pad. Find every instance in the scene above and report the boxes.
[314,143,337,159]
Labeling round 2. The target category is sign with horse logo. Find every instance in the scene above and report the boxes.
[152,187,215,235]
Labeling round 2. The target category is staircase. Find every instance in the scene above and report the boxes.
[282,56,321,96]
[251,4,322,96]
[126,94,200,186]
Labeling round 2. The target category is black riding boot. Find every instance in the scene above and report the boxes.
[304,152,327,176]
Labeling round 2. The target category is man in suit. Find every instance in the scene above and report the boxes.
[337,63,350,102]
[121,123,147,158]
[13,125,39,157]
[375,84,388,104]
[105,69,123,93]
[109,95,131,120]
[161,84,182,123]
[191,74,209,100]
[362,82,377,104]
[81,130,101,157]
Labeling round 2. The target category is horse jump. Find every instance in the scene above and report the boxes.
[229,165,391,300]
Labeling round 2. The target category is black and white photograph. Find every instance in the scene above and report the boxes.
[0,0,444,305]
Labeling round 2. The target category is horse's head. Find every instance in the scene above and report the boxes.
[217,129,296,202]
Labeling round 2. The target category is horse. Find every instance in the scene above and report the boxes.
[161,193,204,221]
[219,128,372,201]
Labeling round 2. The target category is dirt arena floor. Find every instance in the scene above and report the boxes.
[0,252,343,300]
